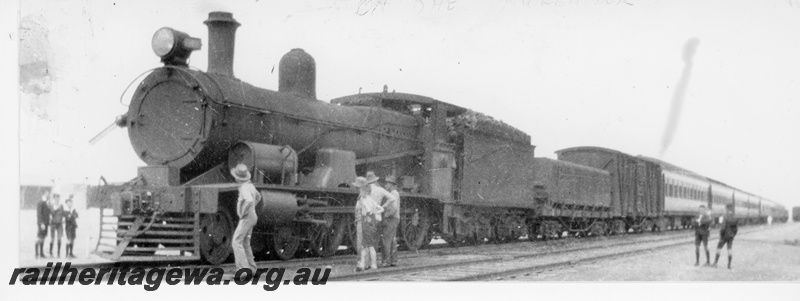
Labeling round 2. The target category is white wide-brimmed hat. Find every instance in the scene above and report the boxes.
[365,171,380,184]
[231,163,252,182]
[352,177,368,188]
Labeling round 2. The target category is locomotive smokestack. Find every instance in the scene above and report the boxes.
[204,11,240,76]
[279,48,317,100]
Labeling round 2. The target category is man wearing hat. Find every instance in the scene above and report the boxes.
[231,163,262,273]
[352,176,384,271]
[35,193,52,258]
[365,171,396,210]
[380,175,401,267]
[712,204,739,269]
[362,171,397,266]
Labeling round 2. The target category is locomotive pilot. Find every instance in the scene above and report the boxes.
[693,205,712,266]
[35,193,52,259]
[49,194,65,257]
[380,175,401,267]
[712,204,738,269]
[231,164,262,274]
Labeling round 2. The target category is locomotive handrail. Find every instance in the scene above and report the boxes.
[119,68,157,107]
[278,145,296,185]
[92,176,110,255]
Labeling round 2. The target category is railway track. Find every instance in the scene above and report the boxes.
[24,225,770,282]
[329,226,768,281]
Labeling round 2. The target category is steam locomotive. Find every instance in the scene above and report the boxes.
[88,12,788,264]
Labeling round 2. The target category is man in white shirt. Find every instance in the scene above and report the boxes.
[380,175,401,267]
[364,171,397,266]
[365,171,396,208]
[231,163,262,274]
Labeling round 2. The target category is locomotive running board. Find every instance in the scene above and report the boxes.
[93,209,201,262]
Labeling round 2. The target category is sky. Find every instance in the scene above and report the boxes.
[11,0,800,209]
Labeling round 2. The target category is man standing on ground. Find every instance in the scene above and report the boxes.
[231,164,262,274]
[35,193,51,259]
[364,171,397,267]
[693,205,712,266]
[712,204,738,269]
[353,176,383,271]
[380,175,401,267]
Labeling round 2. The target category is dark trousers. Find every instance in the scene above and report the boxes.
[694,233,709,247]
[381,216,400,265]
[37,223,49,240]
[50,223,63,241]
[717,236,734,249]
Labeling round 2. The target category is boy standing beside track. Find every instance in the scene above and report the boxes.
[49,194,65,258]
[693,205,712,266]
[35,193,51,259]
[64,196,79,258]
[712,204,738,269]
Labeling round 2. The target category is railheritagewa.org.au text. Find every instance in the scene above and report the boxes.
[10,262,331,291]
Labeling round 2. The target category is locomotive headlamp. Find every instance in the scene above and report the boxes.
[151,27,202,66]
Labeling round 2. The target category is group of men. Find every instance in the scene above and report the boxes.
[35,193,79,259]
[693,204,738,269]
[352,171,401,271]
[229,164,401,274]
